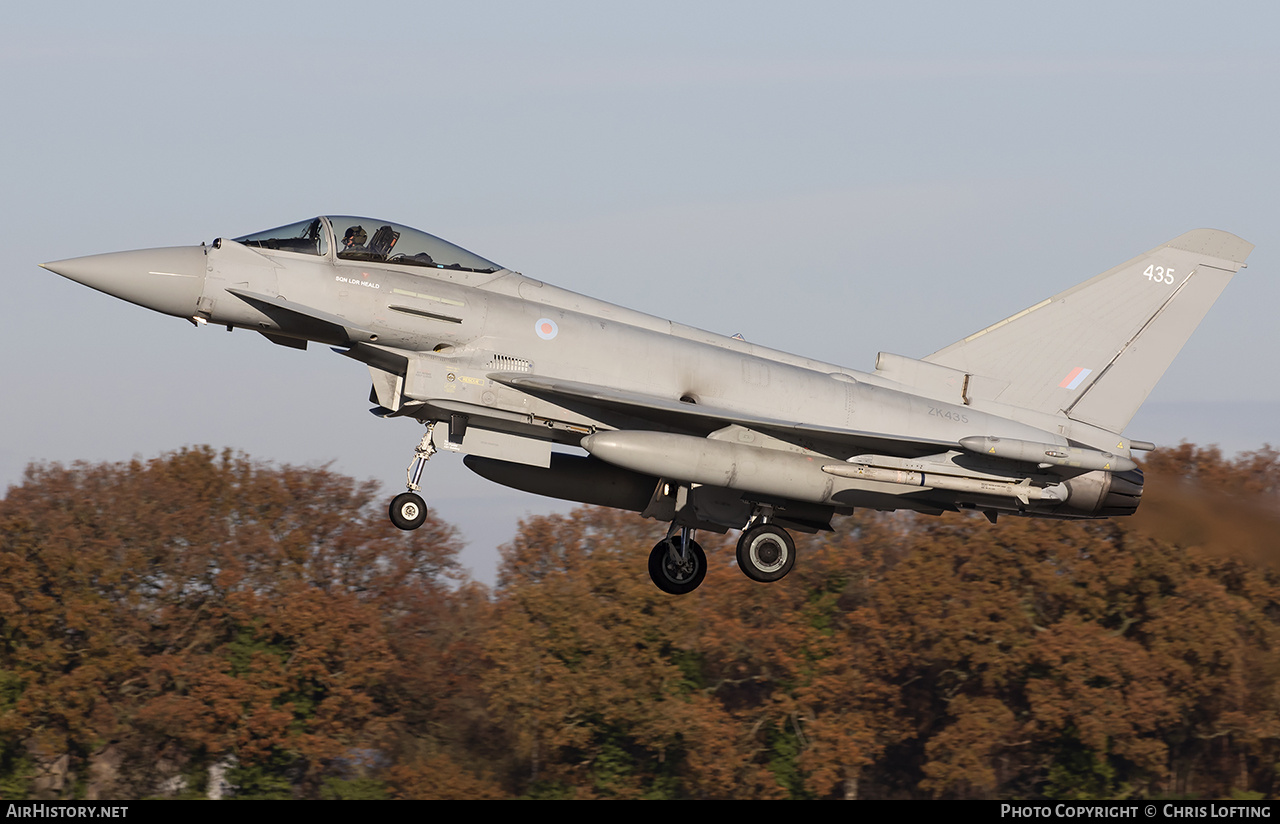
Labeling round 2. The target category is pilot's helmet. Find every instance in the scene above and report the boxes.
[343,226,368,248]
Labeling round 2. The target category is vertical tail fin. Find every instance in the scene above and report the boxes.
[924,229,1253,433]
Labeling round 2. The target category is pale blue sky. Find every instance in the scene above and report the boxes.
[4,2,1278,583]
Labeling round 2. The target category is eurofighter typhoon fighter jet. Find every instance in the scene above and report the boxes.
[41,217,1253,594]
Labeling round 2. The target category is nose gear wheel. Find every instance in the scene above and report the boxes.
[389,491,428,530]
[387,424,437,531]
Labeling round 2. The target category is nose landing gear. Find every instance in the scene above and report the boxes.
[389,426,436,531]
[389,491,428,530]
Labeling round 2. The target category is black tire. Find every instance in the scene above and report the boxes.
[389,492,428,531]
[648,536,707,595]
[736,523,796,583]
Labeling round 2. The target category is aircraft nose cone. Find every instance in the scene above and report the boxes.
[41,246,207,318]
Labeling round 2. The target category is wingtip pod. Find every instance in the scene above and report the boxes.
[1165,229,1254,266]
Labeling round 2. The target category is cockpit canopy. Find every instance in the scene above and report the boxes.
[232,216,504,274]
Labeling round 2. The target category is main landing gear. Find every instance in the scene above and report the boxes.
[389,428,435,531]
[646,511,798,595]
[736,522,796,583]
[388,423,800,594]
[648,526,707,595]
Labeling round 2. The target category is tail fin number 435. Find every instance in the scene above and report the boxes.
[1143,265,1176,285]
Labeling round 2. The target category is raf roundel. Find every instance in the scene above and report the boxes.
[535,318,559,340]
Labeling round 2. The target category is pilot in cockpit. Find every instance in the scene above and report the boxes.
[342,225,368,251]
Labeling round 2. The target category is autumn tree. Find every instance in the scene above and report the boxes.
[0,447,468,799]
[484,507,767,798]
[687,511,909,799]
[4,442,1278,800]
[843,446,1280,799]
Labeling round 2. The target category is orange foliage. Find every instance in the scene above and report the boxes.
[3,443,1278,799]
